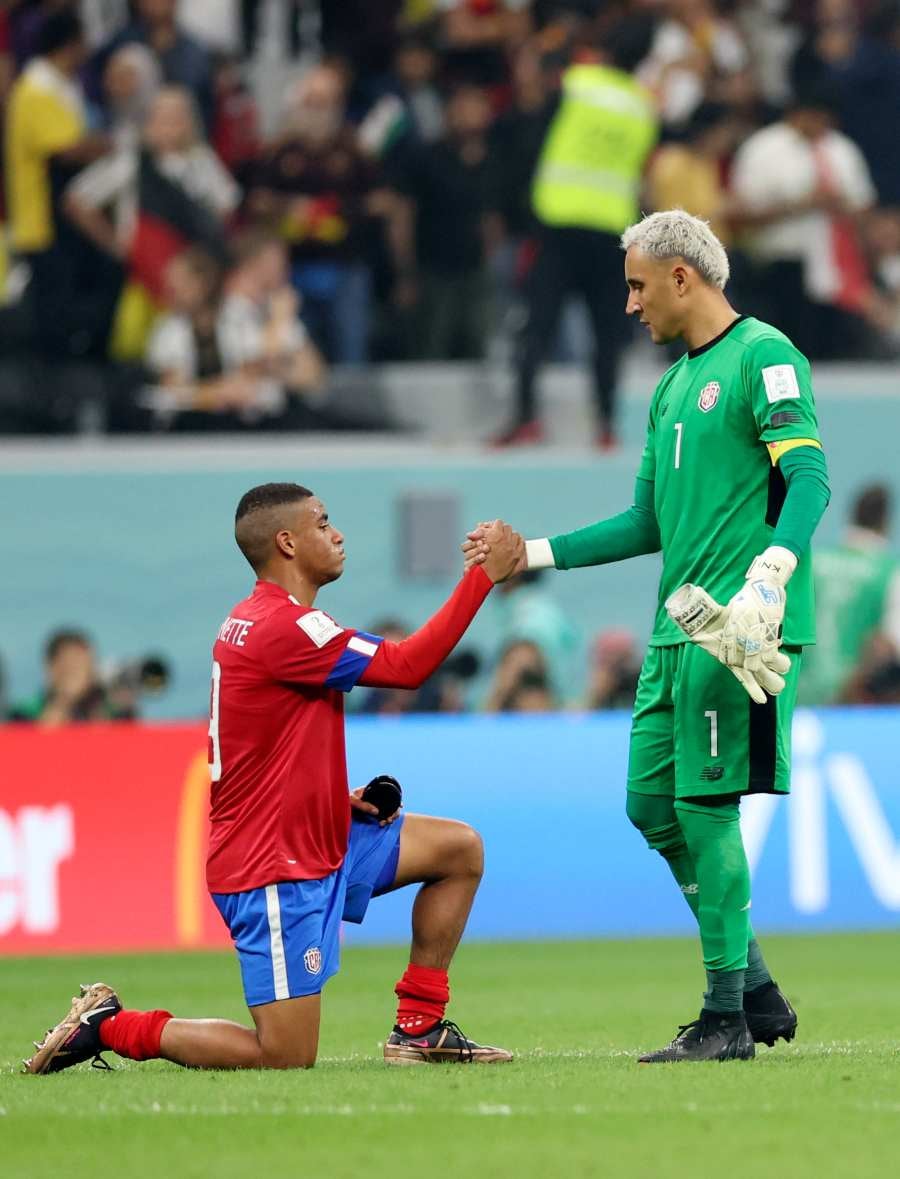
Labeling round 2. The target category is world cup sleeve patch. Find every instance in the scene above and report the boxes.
[296,610,344,648]
[762,364,800,403]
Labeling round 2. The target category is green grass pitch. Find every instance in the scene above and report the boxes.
[3,933,898,1178]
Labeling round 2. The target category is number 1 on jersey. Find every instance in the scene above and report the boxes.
[209,660,222,781]
[674,421,684,469]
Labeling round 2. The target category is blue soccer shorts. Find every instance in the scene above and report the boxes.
[212,815,404,1007]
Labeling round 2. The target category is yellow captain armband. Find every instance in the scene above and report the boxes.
[766,437,821,465]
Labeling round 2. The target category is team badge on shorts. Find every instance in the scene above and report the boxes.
[698,381,720,412]
[304,948,322,975]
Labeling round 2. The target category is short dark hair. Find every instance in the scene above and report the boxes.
[234,482,314,572]
[38,10,85,57]
[229,228,285,270]
[45,629,91,663]
[605,14,656,75]
[853,484,890,532]
[173,246,224,302]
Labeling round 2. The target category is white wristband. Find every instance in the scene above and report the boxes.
[525,538,555,570]
[746,545,798,586]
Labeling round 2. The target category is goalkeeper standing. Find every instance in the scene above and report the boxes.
[466,210,830,1062]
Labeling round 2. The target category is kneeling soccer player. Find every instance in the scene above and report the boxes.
[25,483,521,1073]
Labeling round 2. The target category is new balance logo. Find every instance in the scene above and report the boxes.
[699,766,725,781]
[680,883,699,895]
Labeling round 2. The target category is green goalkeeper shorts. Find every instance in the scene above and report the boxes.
[627,642,802,799]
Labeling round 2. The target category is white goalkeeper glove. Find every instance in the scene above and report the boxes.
[666,547,797,704]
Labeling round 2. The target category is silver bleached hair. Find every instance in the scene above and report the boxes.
[620,210,730,289]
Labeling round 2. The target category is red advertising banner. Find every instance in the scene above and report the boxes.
[0,724,230,954]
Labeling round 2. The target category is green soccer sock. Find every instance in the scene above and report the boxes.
[674,796,751,1013]
[745,930,774,992]
[626,791,699,919]
[704,969,745,1013]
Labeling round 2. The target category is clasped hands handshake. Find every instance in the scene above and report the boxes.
[665,547,797,704]
[461,520,527,584]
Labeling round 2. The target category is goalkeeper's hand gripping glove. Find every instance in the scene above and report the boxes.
[665,547,797,705]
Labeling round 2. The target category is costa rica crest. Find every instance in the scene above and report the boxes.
[698,381,720,412]
[304,947,323,975]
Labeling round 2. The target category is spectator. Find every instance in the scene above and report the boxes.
[385,31,446,147]
[503,669,556,712]
[240,0,302,59]
[320,0,405,89]
[484,39,557,328]
[5,9,114,358]
[65,85,240,360]
[729,87,879,359]
[585,628,641,710]
[489,568,579,705]
[485,638,557,712]
[248,64,388,365]
[396,83,496,359]
[219,229,326,403]
[8,629,124,724]
[637,0,753,130]
[100,42,162,147]
[861,206,900,350]
[91,0,214,130]
[438,0,533,89]
[144,246,274,425]
[791,0,900,206]
[179,0,241,55]
[211,54,261,186]
[495,15,659,447]
[801,484,900,705]
[645,102,745,246]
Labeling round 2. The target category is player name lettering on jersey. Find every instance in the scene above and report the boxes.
[217,616,255,647]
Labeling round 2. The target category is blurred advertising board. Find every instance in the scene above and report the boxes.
[2,710,899,954]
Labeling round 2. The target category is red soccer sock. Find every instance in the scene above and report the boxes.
[394,963,449,1034]
[99,1009,173,1061]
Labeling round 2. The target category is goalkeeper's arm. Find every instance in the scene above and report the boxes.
[525,476,661,571]
[766,443,831,567]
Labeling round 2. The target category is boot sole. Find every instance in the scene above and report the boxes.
[747,1018,798,1048]
[384,1046,513,1065]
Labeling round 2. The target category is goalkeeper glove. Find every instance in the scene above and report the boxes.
[666,547,797,705]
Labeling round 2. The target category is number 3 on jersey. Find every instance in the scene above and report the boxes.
[674,421,684,469]
[209,660,222,781]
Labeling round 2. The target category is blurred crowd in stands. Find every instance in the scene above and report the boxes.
[5,479,900,721]
[0,0,897,437]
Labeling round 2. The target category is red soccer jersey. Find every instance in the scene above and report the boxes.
[206,579,383,893]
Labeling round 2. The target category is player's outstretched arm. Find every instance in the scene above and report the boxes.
[462,476,661,574]
[360,521,523,690]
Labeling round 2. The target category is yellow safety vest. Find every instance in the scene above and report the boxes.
[532,64,658,234]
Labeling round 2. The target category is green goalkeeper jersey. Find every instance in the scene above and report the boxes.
[639,315,821,648]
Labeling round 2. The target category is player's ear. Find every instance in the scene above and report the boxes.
[274,529,296,559]
[672,265,688,296]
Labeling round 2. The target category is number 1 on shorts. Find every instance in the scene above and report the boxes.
[704,709,718,757]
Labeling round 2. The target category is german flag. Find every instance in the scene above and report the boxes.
[129,150,228,302]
